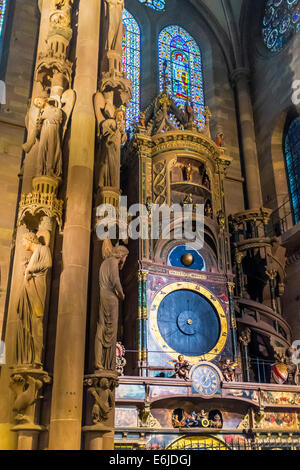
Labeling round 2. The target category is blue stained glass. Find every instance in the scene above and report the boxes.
[158,25,205,127]
[262,0,300,52]
[122,10,141,132]
[284,118,300,224]
[0,0,7,39]
[138,0,165,11]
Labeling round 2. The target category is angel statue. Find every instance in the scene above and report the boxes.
[103,0,124,53]
[94,91,127,189]
[15,231,52,368]
[23,88,75,179]
[36,97,63,177]
[95,239,129,371]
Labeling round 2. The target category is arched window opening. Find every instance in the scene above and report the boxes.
[158,25,205,127]
[122,9,141,133]
[284,117,300,224]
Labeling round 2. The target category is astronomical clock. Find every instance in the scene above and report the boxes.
[122,89,236,390]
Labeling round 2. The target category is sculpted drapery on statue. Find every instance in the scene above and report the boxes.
[22,90,75,179]
[94,91,127,188]
[15,231,52,368]
[37,98,63,177]
[98,108,127,188]
[95,242,129,371]
[104,0,124,52]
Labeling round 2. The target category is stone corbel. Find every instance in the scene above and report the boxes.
[10,369,51,432]
[84,371,119,431]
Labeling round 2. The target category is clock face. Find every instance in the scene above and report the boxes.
[149,282,228,364]
[191,364,221,396]
[157,289,220,356]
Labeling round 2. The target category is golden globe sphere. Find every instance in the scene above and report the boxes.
[181,253,194,267]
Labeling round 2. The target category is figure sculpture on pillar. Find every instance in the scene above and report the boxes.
[94,91,127,189]
[100,109,127,188]
[23,89,75,179]
[36,98,63,177]
[104,0,124,53]
[15,231,52,368]
[90,378,113,424]
[95,241,129,371]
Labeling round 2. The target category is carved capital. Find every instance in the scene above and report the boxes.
[265,268,277,280]
[10,369,51,426]
[84,371,119,429]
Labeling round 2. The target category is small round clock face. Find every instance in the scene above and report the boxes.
[191,364,221,396]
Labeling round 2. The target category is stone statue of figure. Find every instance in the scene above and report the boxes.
[104,0,124,52]
[36,98,63,178]
[95,243,129,371]
[99,108,127,188]
[90,378,113,423]
[23,89,75,179]
[15,231,52,368]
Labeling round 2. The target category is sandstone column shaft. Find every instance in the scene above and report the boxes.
[232,69,263,210]
[0,0,53,451]
[49,0,100,450]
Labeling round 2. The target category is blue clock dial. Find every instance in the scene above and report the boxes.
[157,289,221,356]
[192,364,221,396]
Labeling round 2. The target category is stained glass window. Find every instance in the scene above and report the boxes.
[158,26,205,127]
[284,117,300,224]
[262,0,300,52]
[0,0,7,40]
[138,0,165,11]
[122,9,141,132]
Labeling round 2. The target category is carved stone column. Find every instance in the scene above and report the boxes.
[0,0,65,451]
[239,327,251,383]
[227,282,238,361]
[265,268,278,314]
[94,0,132,207]
[231,68,262,210]
[48,0,101,450]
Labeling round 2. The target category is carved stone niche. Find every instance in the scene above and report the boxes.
[83,370,119,432]
[9,369,51,431]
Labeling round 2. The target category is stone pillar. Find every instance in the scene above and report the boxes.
[265,269,278,314]
[227,282,238,361]
[0,0,54,451]
[239,327,251,383]
[48,0,100,450]
[142,271,148,377]
[231,68,263,210]
[137,271,143,373]
[23,0,54,193]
